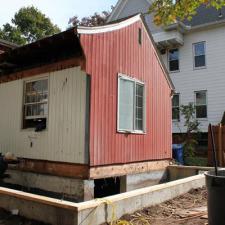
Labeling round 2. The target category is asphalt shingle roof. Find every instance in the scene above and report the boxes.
[183,5,225,27]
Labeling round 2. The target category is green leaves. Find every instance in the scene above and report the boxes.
[149,0,225,25]
[180,103,201,157]
[0,6,61,45]
[0,23,26,45]
[69,10,112,27]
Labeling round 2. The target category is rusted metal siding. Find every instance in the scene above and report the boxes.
[80,20,172,166]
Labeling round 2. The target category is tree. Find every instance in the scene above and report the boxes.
[180,103,201,157]
[0,6,61,45]
[68,8,113,27]
[149,0,225,25]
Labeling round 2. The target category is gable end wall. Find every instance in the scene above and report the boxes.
[80,20,172,166]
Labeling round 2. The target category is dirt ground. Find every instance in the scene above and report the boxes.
[119,188,208,225]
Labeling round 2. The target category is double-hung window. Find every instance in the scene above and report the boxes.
[172,94,180,121]
[193,42,206,69]
[168,48,179,72]
[118,75,145,133]
[23,78,48,129]
[195,91,207,119]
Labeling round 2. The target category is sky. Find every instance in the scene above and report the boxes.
[0,0,118,30]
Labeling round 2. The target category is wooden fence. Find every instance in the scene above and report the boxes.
[208,124,225,166]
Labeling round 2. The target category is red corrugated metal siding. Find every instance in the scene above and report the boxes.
[80,20,172,166]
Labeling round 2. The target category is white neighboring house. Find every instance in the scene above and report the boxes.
[108,0,225,135]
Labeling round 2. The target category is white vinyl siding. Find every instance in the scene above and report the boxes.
[0,67,88,164]
[167,26,225,133]
[118,75,145,133]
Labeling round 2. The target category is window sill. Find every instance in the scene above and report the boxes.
[194,66,206,70]
[21,128,48,132]
[117,130,146,135]
[172,120,180,122]
[169,70,180,74]
[196,118,208,121]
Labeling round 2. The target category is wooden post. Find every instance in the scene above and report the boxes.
[208,125,212,166]
[218,124,223,166]
[223,126,225,166]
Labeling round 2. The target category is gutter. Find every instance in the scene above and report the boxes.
[163,21,191,33]
[189,19,225,32]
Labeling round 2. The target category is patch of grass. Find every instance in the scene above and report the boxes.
[184,157,208,166]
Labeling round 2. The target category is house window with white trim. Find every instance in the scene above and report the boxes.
[118,75,145,133]
[172,94,180,121]
[168,48,179,72]
[23,78,48,130]
[193,42,206,68]
[195,91,207,119]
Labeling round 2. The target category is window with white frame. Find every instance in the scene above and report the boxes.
[172,94,180,121]
[23,78,48,130]
[118,75,145,132]
[195,91,207,119]
[168,48,179,72]
[193,42,206,68]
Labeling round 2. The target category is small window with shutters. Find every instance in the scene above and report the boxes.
[118,74,145,133]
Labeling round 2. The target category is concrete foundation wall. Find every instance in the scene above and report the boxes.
[0,194,78,225]
[0,174,205,225]
[77,174,205,225]
[5,169,94,202]
[120,169,168,192]
[168,165,213,181]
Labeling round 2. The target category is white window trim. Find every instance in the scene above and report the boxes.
[117,73,146,134]
[194,90,208,120]
[172,93,180,122]
[168,48,180,73]
[22,76,49,129]
[193,41,206,70]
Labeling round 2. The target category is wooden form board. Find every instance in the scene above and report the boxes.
[89,160,170,179]
[10,158,89,179]
[10,158,170,180]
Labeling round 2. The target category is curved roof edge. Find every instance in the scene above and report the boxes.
[77,14,141,34]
